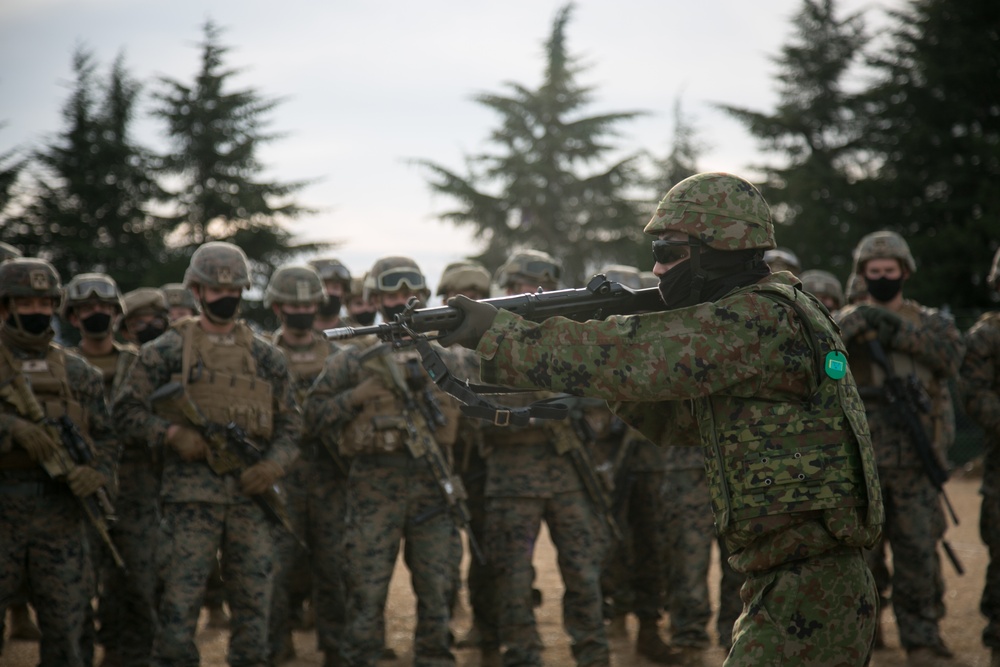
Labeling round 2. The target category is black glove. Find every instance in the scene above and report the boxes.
[438,295,499,349]
[857,305,902,349]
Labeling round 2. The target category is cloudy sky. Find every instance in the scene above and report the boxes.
[0,0,901,296]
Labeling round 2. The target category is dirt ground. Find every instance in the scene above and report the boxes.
[1,469,994,666]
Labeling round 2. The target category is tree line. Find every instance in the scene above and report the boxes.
[1,0,998,320]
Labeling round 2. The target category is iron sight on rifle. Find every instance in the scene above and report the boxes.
[324,274,663,346]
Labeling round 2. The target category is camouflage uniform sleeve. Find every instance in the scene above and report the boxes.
[891,307,965,377]
[111,335,179,451]
[0,412,18,453]
[303,347,363,438]
[68,355,118,480]
[477,292,806,402]
[254,339,302,471]
[961,317,1000,437]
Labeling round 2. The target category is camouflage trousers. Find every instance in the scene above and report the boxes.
[982,488,1000,648]
[153,501,274,667]
[270,460,313,660]
[0,491,94,667]
[457,449,498,647]
[97,459,161,667]
[868,466,947,650]
[662,468,743,648]
[341,454,461,667]
[727,547,877,666]
[307,459,351,660]
[486,492,609,667]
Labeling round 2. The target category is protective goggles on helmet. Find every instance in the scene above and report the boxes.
[652,238,698,265]
[374,267,426,292]
[67,278,119,302]
[507,260,561,283]
[315,263,351,282]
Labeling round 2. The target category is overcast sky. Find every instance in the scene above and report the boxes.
[0,0,901,297]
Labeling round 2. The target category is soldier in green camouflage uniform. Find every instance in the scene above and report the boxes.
[0,258,116,666]
[264,264,339,664]
[473,251,611,667]
[836,231,964,666]
[304,256,463,667]
[960,247,1000,667]
[440,172,884,667]
[113,242,302,667]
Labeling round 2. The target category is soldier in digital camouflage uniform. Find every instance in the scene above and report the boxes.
[836,231,964,666]
[440,172,884,667]
[162,282,200,323]
[800,270,845,313]
[961,247,1000,667]
[762,247,801,276]
[469,250,610,667]
[309,257,352,332]
[113,241,302,667]
[435,261,496,657]
[264,264,339,664]
[304,256,463,667]
[0,258,116,666]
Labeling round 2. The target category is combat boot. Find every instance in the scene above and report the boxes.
[8,603,41,641]
[636,619,679,665]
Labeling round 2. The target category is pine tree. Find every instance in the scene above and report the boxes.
[716,0,870,277]
[2,48,164,289]
[858,0,1000,311]
[418,4,644,285]
[0,124,25,218]
[152,20,318,285]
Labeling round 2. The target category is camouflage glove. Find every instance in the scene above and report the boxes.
[67,465,106,498]
[349,376,394,408]
[240,460,284,495]
[439,295,498,349]
[11,418,60,463]
[856,305,902,349]
[166,426,209,462]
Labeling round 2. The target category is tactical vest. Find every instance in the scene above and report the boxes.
[692,283,883,553]
[158,319,273,440]
[273,332,330,404]
[76,341,138,403]
[339,345,460,456]
[847,300,954,467]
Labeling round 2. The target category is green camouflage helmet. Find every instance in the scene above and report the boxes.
[599,264,643,290]
[497,250,562,290]
[853,230,916,274]
[0,258,62,305]
[437,261,491,297]
[183,241,252,289]
[123,288,168,319]
[62,272,124,317]
[308,257,352,288]
[264,265,326,308]
[160,282,200,312]
[368,256,428,296]
[988,246,1000,291]
[800,269,845,309]
[0,241,23,262]
[643,172,775,251]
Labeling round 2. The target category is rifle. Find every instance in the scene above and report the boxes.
[148,381,309,553]
[0,376,126,570]
[325,275,662,346]
[362,344,487,564]
[864,332,964,575]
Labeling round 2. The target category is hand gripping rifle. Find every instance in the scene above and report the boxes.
[864,332,964,575]
[149,381,309,553]
[325,275,662,428]
[0,376,126,570]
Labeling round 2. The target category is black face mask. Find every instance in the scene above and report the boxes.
[866,276,904,303]
[204,296,241,322]
[318,295,342,317]
[353,310,377,326]
[284,311,316,332]
[81,312,113,336]
[7,312,51,336]
[381,303,407,322]
[136,323,167,344]
[657,262,694,310]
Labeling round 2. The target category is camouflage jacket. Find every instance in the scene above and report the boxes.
[961,311,1000,493]
[836,299,964,469]
[477,272,882,572]
[112,318,301,503]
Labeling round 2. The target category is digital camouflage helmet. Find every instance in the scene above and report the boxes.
[368,256,428,297]
[599,264,643,290]
[183,241,252,289]
[644,172,775,251]
[763,247,802,275]
[61,272,124,318]
[800,269,845,310]
[308,257,352,290]
[161,283,200,313]
[852,230,916,275]
[437,261,491,298]
[496,250,562,291]
[264,265,326,308]
[0,258,62,305]
[123,288,169,319]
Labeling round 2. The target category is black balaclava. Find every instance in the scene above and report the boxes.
[658,244,770,309]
